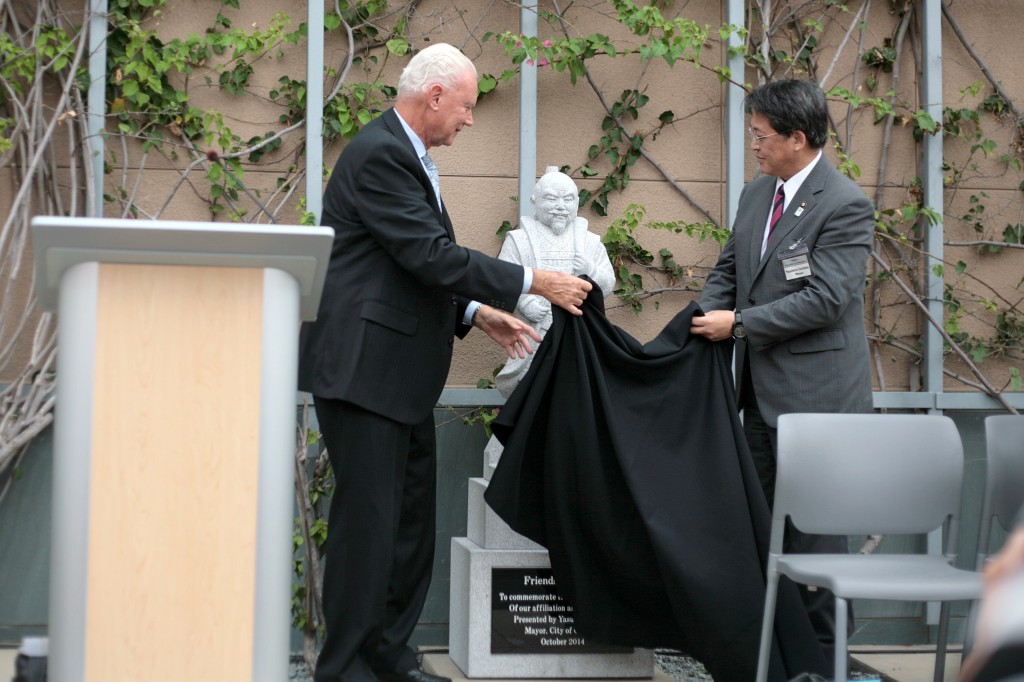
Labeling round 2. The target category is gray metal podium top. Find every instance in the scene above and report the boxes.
[30,216,334,320]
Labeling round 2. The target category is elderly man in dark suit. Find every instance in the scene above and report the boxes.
[298,43,592,682]
[690,79,875,669]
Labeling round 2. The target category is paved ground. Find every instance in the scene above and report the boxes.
[0,644,957,681]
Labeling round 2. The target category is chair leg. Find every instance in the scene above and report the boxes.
[962,597,980,660]
[755,566,781,682]
[933,601,952,682]
[834,597,849,682]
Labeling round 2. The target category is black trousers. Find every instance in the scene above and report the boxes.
[312,397,437,682]
[739,363,854,671]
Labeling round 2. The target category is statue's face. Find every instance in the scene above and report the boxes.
[534,175,579,234]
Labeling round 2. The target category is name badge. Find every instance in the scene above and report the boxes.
[778,241,812,280]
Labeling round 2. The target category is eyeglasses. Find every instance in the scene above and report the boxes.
[748,128,786,143]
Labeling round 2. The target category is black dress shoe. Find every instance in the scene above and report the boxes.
[377,667,450,682]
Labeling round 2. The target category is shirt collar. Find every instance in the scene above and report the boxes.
[394,109,428,160]
[776,150,823,198]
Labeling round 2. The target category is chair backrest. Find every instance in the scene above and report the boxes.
[976,415,1024,566]
[775,413,964,541]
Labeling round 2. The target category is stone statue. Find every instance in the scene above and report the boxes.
[494,166,616,398]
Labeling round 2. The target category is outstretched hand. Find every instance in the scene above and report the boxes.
[529,270,592,316]
[474,305,543,359]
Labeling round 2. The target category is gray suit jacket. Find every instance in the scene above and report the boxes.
[700,159,874,426]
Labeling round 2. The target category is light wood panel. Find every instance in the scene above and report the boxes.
[85,263,263,682]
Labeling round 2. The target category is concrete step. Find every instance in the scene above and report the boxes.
[852,645,962,682]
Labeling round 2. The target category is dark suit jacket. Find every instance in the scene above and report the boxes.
[298,108,524,425]
[700,159,874,426]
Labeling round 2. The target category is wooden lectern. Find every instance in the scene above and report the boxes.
[30,216,334,682]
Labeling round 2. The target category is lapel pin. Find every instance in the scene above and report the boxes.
[794,202,807,217]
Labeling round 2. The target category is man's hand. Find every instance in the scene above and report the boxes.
[689,310,736,342]
[529,270,592,316]
[473,305,543,359]
[984,527,1024,588]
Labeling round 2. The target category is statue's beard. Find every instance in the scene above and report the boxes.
[546,214,571,234]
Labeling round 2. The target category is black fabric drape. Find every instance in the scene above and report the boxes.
[484,284,827,682]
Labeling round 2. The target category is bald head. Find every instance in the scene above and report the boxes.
[533,170,579,235]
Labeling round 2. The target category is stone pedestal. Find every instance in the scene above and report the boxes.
[448,444,654,679]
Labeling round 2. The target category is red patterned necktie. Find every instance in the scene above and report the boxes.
[767,184,785,240]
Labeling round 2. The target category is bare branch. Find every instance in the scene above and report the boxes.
[941,1,1020,121]
[819,0,871,90]
[945,240,1024,250]
[870,252,1019,414]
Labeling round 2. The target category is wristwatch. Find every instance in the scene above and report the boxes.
[731,311,746,339]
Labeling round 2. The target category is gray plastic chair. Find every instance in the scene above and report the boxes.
[754,413,985,682]
[962,415,1024,655]
[975,416,1024,570]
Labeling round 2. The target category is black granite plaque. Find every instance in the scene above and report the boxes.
[490,567,632,654]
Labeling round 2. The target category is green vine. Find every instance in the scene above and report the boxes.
[479,0,1021,393]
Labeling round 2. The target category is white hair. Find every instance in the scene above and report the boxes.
[397,43,476,97]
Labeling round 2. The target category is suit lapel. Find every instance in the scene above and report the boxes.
[379,109,452,237]
[747,179,776,277]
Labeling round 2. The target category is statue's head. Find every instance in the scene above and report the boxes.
[532,167,579,236]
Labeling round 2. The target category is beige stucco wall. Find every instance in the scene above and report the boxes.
[3,0,1021,395]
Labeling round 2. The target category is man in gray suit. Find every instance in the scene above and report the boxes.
[690,79,874,667]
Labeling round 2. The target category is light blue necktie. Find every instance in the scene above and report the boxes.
[422,153,441,206]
